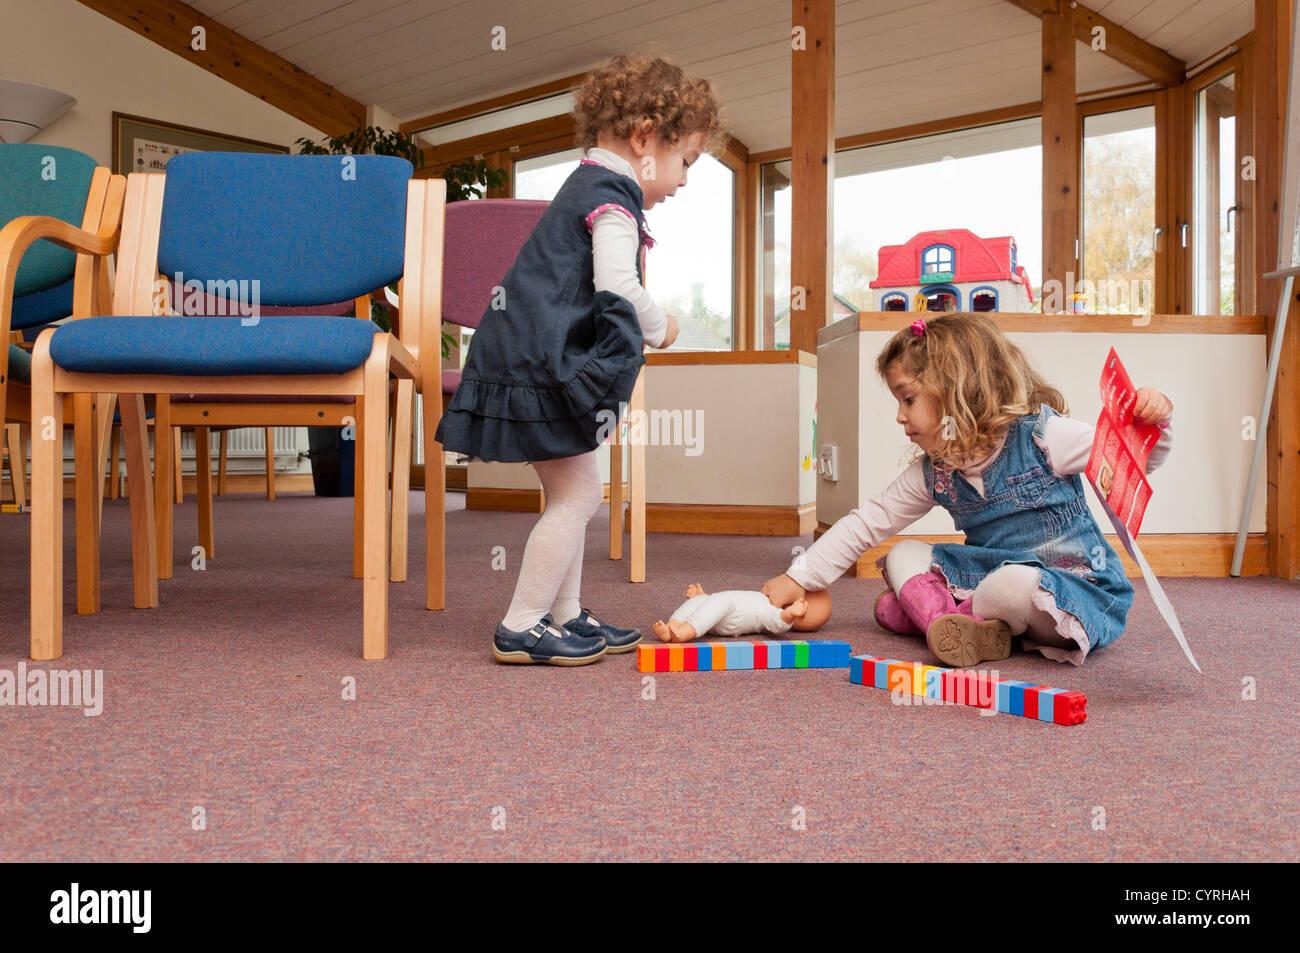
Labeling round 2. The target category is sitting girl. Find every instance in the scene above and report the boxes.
[763,312,1173,668]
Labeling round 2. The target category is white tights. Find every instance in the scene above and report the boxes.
[884,539,1071,646]
[500,451,603,632]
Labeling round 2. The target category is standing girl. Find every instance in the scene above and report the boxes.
[763,313,1174,667]
[436,54,724,665]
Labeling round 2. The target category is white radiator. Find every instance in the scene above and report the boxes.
[182,426,308,474]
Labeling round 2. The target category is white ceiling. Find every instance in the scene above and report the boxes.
[188,0,1255,151]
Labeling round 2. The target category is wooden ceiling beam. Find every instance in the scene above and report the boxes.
[78,0,366,136]
[1005,0,1186,87]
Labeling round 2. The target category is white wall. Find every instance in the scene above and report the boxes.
[467,363,818,509]
[1,0,325,162]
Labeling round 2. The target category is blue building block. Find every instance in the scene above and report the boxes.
[726,641,754,670]
[925,667,945,699]
[696,643,713,671]
[820,641,851,667]
[1038,687,1062,722]
[780,642,797,668]
[849,656,863,683]
[809,641,827,668]
[872,660,890,690]
[1003,680,1031,716]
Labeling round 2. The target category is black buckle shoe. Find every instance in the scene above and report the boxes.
[560,608,642,654]
[492,616,606,666]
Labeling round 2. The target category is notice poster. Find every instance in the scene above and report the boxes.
[133,138,196,173]
[1085,349,1200,673]
[1086,349,1162,538]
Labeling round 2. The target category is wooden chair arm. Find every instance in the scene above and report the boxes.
[0,174,126,342]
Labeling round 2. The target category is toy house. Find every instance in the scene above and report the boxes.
[869,229,1035,312]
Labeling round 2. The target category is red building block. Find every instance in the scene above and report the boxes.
[1053,690,1088,725]
[753,642,768,669]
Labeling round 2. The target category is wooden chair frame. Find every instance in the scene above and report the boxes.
[27,172,446,660]
[606,366,647,582]
[1,168,127,617]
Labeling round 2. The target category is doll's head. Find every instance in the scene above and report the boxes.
[790,588,832,632]
[573,54,725,206]
[875,312,1067,471]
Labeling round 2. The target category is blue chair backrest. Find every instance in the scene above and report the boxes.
[157,153,413,308]
[0,144,98,298]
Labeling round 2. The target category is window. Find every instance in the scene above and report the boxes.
[515,148,735,350]
[924,287,959,311]
[922,244,955,277]
[514,148,581,199]
[758,116,1044,346]
[970,287,998,311]
[1194,74,1237,315]
[880,292,908,311]
[1082,106,1155,314]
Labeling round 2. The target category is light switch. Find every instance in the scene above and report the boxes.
[818,444,838,481]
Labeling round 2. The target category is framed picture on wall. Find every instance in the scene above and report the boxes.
[111,112,288,175]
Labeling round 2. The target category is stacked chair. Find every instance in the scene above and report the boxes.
[1,144,127,614]
[18,152,447,660]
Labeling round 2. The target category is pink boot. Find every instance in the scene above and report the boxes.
[897,573,1012,668]
[895,572,961,633]
[873,589,923,637]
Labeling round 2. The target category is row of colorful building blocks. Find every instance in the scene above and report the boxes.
[848,655,1088,726]
[636,640,852,673]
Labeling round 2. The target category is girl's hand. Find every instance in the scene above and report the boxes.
[659,315,680,349]
[762,573,806,609]
[1133,387,1173,425]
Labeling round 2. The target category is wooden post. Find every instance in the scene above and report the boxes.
[1266,290,1299,578]
[789,0,835,355]
[1041,0,1078,312]
[1254,0,1289,316]
[1258,0,1299,578]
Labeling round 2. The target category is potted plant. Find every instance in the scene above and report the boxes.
[294,129,506,495]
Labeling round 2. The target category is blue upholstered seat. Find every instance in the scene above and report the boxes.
[50,315,378,376]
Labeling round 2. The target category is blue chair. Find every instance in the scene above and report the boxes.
[0,144,126,614]
[25,153,447,660]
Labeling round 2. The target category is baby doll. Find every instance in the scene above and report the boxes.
[653,583,832,642]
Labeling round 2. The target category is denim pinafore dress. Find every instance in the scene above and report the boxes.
[434,161,649,463]
[923,405,1134,651]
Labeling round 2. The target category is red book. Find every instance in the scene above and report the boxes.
[1086,349,1162,538]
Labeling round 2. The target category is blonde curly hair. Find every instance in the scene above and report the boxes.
[573,53,725,154]
[875,312,1068,471]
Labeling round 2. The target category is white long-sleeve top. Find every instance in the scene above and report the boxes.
[786,415,1174,591]
[584,147,669,348]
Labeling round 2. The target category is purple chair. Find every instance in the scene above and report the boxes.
[438,199,549,407]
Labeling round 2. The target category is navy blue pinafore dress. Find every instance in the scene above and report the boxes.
[923,405,1135,654]
[434,161,649,463]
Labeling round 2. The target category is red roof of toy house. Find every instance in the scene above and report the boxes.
[869,229,1033,302]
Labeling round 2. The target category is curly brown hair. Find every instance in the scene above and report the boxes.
[573,53,725,154]
[875,312,1068,471]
